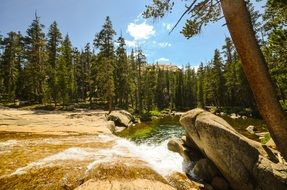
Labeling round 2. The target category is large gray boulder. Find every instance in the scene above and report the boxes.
[107,110,135,128]
[180,108,287,190]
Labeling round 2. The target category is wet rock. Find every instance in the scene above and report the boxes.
[246,125,257,134]
[167,138,203,162]
[167,138,191,161]
[211,177,229,190]
[166,172,202,190]
[107,110,135,127]
[106,121,116,133]
[229,113,240,119]
[191,159,219,183]
[219,112,226,116]
[180,108,287,190]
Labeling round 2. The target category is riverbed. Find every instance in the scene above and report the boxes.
[0,108,268,189]
[0,108,185,189]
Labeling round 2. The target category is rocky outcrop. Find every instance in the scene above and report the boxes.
[180,108,287,190]
[107,110,135,128]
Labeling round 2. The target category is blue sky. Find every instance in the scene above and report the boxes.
[0,0,265,69]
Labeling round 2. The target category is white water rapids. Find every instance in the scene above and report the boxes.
[4,134,187,177]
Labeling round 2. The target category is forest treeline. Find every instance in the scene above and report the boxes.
[0,0,286,114]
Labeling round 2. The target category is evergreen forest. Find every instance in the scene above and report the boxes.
[0,1,286,115]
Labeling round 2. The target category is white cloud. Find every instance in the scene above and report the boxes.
[156,57,170,63]
[158,42,171,48]
[127,22,155,41]
[163,23,173,31]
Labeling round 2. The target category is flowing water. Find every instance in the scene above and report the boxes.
[118,116,184,144]
[0,121,186,190]
[0,114,267,189]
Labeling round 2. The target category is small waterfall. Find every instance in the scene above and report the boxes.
[111,137,184,176]
[8,134,185,177]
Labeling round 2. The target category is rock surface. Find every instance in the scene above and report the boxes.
[168,137,203,162]
[166,172,202,190]
[76,160,175,190]
[75,179,176,190]
[246,125,256,134]
[191,158,219,183]
[180,108,287,190]
[167,138,191,161]
[107,110,135,128]
[211,177,229,190]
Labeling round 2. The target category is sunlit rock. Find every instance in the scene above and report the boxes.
[166,172,202,190]
[107,110,135,127]
[180,108,287,190]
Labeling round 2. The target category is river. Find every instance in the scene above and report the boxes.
[0,113,267,189]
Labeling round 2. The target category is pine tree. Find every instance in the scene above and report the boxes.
[94,16,116,113]
[211,49,225,107]
[128,49,137,109]
[184,64,196,108]
[133,49,146,114]
[223,37,237,106]
[82,43,92,103]
[175,69,184,109]
[115,36,129,109]
[75,50,84,101]
[57,34,74,105]
[143,65,156,112]
[263,0,287,103]
[196,63,204,107]
[155,67,165,109]
[0,32,23,102]
[46,21,62,105]
[24,14,47,103]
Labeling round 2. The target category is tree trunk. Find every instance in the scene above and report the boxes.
[220,0,287,160]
